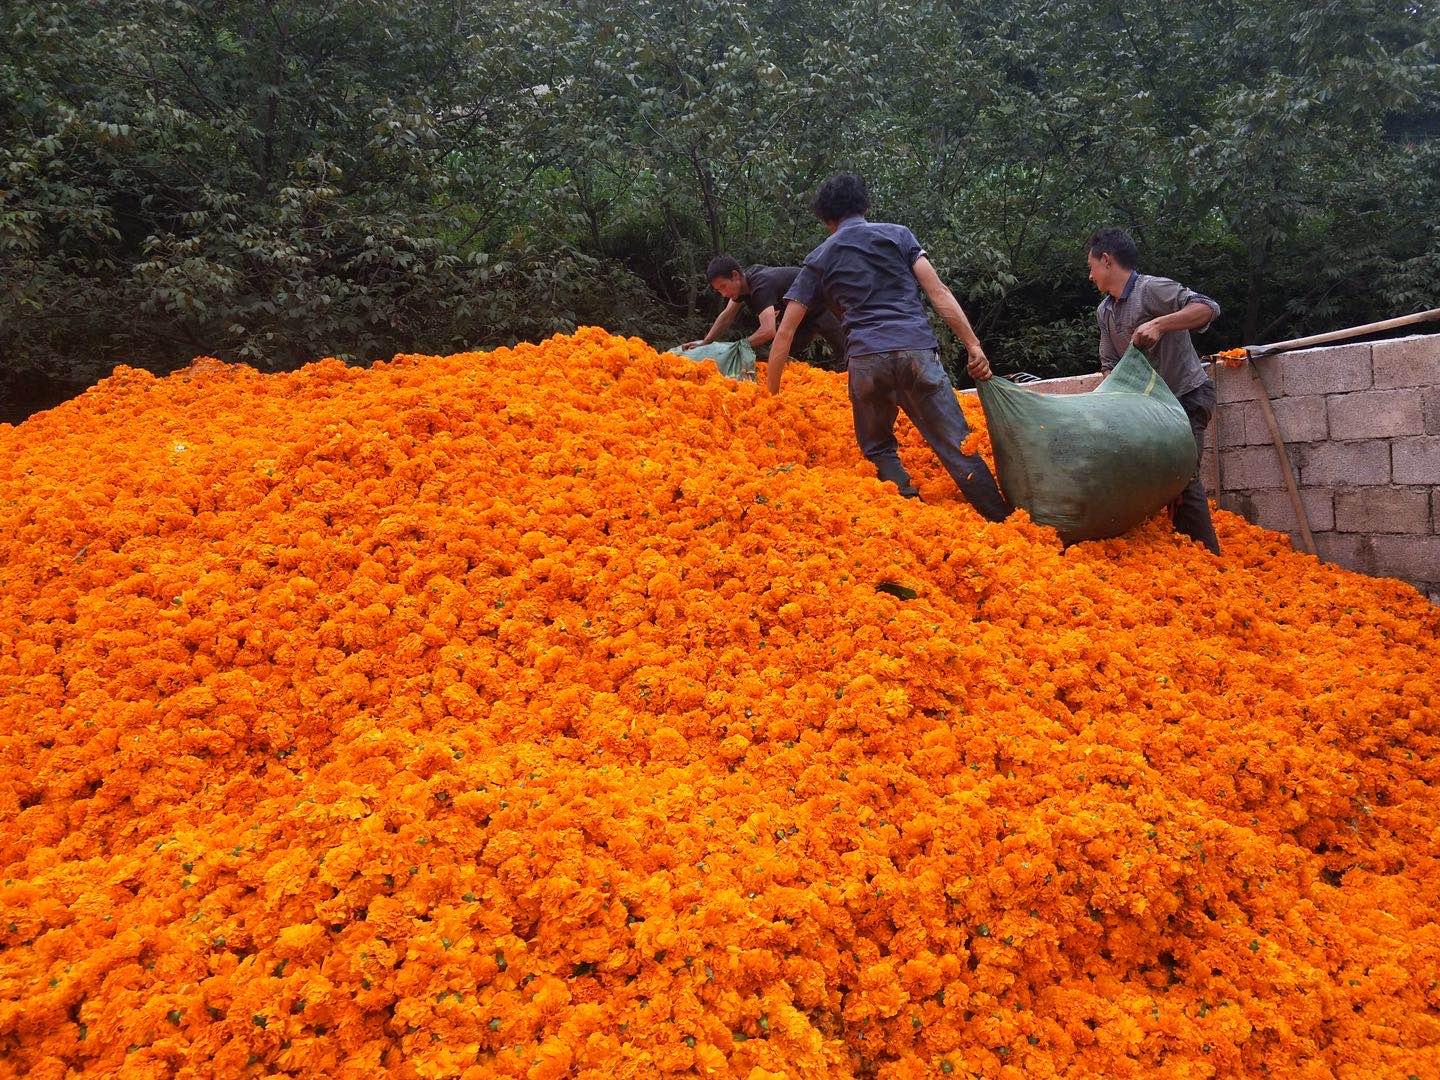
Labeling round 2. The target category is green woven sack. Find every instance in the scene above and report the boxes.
[670,340,757,381]
[976,345,1196,543]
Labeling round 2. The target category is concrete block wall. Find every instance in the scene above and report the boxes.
[1003,333,1440,601]
[1209,334,1440,602]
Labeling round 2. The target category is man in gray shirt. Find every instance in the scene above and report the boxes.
[1086,227,1221,553]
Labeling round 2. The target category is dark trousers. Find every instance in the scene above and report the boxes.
[848,349,1011,521]
[1174,380,1221,554]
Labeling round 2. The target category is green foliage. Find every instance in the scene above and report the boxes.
[2,0,1436,415]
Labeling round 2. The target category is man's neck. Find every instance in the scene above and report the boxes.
[1108,268,1137,301]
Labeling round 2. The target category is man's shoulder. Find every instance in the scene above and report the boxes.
[1135,271,1218,314]
[864,220,919,242]
[1135,271,1186,293]
[802,235,840,266]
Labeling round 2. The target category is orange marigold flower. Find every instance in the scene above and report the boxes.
[0,329,1436,1078]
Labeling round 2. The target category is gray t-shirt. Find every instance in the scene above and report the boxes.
[1097,271,1219,398]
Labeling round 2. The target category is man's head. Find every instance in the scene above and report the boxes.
[811,172,870,230]
[1086,227,1139,297]
[706,254,747,300]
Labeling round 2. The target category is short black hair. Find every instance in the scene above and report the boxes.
[811,172,870,223]
[1086,227,1138,269]
[705,254,743,281]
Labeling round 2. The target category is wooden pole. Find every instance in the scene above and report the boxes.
[1248,361,1316,555]
[1248,307,1440,358]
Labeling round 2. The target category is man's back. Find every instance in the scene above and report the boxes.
[787,217,938,358]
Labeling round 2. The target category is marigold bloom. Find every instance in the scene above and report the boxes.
[0,329,1437,1077]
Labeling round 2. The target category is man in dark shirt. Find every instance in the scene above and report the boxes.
[768,172,1010,521]
[684,257,847,371]
[1087,226,1222,554]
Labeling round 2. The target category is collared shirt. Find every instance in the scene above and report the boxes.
[1097,270,1220,398]
[784,216,938,358]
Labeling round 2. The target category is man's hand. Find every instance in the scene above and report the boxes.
[966,343,993,381]
[682,339,706,350]
[1131,320,1164,350]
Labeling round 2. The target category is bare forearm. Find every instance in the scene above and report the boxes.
[701,307,737,344]
[913,257,993,379]
[1152,301,1215,334]
[748,308,777,349]
[767,302,807,394]
[770,323,794,364]
[913,256,982,350]
[930,286,982,351]
[1132,300,1217,350]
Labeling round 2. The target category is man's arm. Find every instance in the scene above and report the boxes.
[747,305,778,349]
[766,300,808,394]
[683,299,742,350]
[1132,301,1218,351]
[912,257,992,380]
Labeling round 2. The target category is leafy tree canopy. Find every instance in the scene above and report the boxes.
[2,0,1435,415]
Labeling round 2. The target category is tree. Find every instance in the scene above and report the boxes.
[2,0,1436,419]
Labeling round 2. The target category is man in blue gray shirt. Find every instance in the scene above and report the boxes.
[1086,227,1222,554]
[767,172,1011,522]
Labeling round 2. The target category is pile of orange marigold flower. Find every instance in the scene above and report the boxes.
[2,328,1438,1080]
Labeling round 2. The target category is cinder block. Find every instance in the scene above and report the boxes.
[1298,440,1391,486]
[1278,343,1372,395]
[1373,335,1440,389]
[1220,445,1286,490]
[1392,436,1440,485]
[1312,531,1378,575]
[1302,487,1337,533]
[1200,445,1218,496]
[1334,487,1432,534]
[1249,395,1328,444]
[1218,490,1254,516]
[1216,402,1255,448]
[1216,358,1282,403]
[1327,390,1425,440]
[1425,389,1440,435]
[1218,398,1328,447]
[1221,487,1334,535]
[1369,535,1440,584]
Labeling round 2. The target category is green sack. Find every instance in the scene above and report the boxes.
[670,340,757,381]
[976,345,1197,543]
